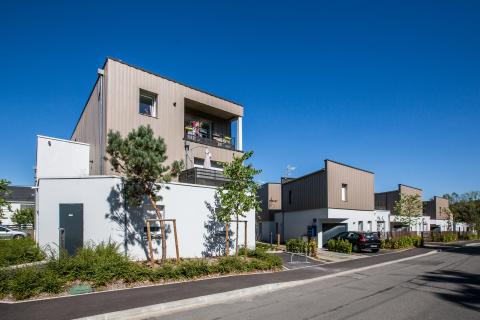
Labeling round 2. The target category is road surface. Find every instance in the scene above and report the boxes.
[157,244,479,320]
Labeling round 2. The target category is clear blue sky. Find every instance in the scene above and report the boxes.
[1,0,479,198]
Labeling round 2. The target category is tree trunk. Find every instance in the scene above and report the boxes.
[149,195,167,262]
[235,214,239,256]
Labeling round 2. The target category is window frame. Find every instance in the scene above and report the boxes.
[139,89,158,118]
[341,183,348,202]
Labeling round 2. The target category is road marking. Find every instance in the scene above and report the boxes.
[465,243,480,247]
[75,250,438,320]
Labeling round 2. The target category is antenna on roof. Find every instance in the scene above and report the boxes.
[286,165,296,177]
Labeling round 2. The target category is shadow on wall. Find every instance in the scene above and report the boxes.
[203,193,234,257]
[105,184,171,260]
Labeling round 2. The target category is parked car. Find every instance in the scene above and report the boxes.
[333,231,381,253]
[0,225,27,239]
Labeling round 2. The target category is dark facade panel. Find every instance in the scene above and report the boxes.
[281,170,327,212]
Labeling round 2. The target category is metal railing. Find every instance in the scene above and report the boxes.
[184,129,236,150]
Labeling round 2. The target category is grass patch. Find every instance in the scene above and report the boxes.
[0,238,45,267]
[0,242,282,300]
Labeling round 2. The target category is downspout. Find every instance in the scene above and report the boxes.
[97,68,105,175]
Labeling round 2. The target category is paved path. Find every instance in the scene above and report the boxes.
[158,243,480,320]
[0,247,444,320]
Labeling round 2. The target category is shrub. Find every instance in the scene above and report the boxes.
[431,232,458,242]
[0,244,282,300]
[327,239,352,254]
[0,238,45,267]
[381,235,423,249]
[286,239,307,253]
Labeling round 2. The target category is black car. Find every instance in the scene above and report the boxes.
[333,231,381,253]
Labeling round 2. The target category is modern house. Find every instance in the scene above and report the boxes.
[257,183,282,242]
[374,184,428,231]
[0,186,35,225]
[71,57,244,186]
[423,196,462,231]
[267,160,390,247]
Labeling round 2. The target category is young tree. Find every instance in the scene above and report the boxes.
[106,125,172,262]
[441,207,454,231]
[215,151,261,255]
[393,193,423,231]
[0,179,12,220]
[12,207,35,226]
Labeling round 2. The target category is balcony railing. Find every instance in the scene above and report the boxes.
[184,128,236,150]
[178,167,229,187]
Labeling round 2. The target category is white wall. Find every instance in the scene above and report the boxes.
[36,136,90,180]
[276,208,390,248]
[36,177,255,260]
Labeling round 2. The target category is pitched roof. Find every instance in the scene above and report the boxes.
[3,186,35,203]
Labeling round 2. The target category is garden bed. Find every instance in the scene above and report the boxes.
[0,243,282,301]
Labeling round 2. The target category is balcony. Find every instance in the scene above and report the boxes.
[184,128,236,150]
[178,167,229,187]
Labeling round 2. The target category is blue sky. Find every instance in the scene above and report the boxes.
[0,0,479,198]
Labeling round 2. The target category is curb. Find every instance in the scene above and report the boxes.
[76,250,438,320]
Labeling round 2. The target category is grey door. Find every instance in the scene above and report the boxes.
[59,204,83,255]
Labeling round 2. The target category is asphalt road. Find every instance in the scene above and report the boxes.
[157,244,480,320]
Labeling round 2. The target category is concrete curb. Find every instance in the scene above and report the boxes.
[76,250,438,320]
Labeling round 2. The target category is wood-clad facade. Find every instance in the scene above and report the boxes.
[281,160,374,212]
[374,184,423,214]
[72,58,243,176]
[423,196,450,220]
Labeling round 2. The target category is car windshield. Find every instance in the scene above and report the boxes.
[363,232,379,240]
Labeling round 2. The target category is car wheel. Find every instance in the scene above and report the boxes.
[371,249,379,253]
[13,235,23,239]
[353,244,359,253]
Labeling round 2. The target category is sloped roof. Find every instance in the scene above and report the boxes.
[3,186,35,203]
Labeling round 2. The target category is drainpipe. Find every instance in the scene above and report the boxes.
[97,68,105,175]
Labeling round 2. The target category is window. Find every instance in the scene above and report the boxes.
[288,190,292,205]
[358,221,363,231]
[139,90,157,117]
[341,183,348,202]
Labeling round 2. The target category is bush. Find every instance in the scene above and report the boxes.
[381,235,423,249]
[286,239,306,253]
[327,239,352,254]
[0,243,282,300]
[431,232,458,242]
[0,238,45,267]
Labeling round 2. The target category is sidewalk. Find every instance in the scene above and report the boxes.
[0,247,434,320]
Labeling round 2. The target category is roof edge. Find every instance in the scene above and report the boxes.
[106,57,243,107]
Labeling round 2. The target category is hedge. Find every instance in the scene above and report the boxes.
[327,239,352,254]
[381,235,423,249]
[286,239,317,257]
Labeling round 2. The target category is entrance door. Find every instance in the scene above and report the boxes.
[59,204,83,255]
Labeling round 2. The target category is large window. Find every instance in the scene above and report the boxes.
[341,183,348,202]
[139,90,157,117]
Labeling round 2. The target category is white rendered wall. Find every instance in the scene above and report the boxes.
[277,208,383,247]
[36,136,90,180]
[36,177,255,260]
